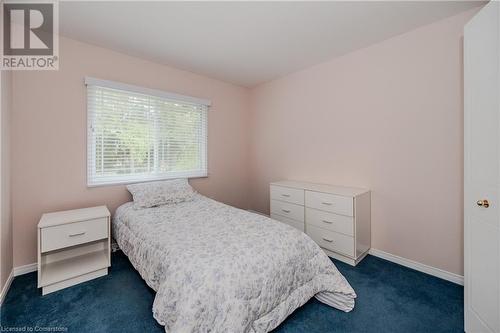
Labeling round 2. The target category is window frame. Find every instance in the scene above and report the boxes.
[85,77,210,187]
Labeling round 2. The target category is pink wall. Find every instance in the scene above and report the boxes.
[1,70,13,288]
[12,37,250,266]
[249,9,477,275]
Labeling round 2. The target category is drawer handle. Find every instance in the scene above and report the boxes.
[322,220,333,224]
[322,202,333,206]
[322,238,334,243]
[68,232,86,237]
[281,194,291,197]
[281,209,291,213]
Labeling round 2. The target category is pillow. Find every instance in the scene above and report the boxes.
[126,179,196,209]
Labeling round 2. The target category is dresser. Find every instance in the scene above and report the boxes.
[270,180,371,266]
[37,206,111,295]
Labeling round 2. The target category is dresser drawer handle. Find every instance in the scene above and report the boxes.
[68,232,86,237]
[322,202,333,206]
[281,194,291,197]
[322,238,333,243]
[322,220,333,224]
[281,209,291,213]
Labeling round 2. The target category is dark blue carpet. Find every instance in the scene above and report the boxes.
[1,251,463,332]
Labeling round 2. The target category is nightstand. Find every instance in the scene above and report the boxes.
[37,206,111,295]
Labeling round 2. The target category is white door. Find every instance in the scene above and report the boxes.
[464,1,500,332]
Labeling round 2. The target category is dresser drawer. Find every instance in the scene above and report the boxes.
[305,191,353,216]
[307,225,354,257]
[306,208,354,236]
[270,200,304,222]
[41,217,108,253]
[271,214,304,232]
[270,185,304,205]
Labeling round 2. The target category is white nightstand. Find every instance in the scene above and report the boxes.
[37,206,111,295]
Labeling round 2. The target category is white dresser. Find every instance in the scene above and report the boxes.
[37,206,111,295]
[270,180,371,266]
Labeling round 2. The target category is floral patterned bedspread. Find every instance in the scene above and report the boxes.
[113,194,356,333]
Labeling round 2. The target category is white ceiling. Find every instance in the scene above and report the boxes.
[60,1,483,87]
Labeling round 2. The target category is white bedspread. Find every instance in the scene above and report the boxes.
[113,194,356,333]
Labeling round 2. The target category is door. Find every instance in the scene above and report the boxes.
[464,1,500,332]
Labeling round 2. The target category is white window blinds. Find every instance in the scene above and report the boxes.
[86,78,209,186]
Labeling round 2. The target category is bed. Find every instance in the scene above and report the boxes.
[113,191,356,332]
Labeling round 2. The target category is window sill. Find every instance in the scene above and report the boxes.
[87,174,208,188]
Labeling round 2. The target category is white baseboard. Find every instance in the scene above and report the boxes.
[0,270,14,306]
[369,248,464,286]
[13,262,37,276]
[248,211,464,285]
[1,263,38,306]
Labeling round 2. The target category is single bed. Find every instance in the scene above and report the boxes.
[113,192,356,333]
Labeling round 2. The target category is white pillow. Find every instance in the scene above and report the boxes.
[126,179,196,209]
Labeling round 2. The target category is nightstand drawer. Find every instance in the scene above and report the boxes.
[41,218,108,253]
[305,191,353,216]
[270,185,304,205]
[270,200,304,222]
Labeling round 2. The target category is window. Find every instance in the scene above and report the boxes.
[86,78,209,186]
